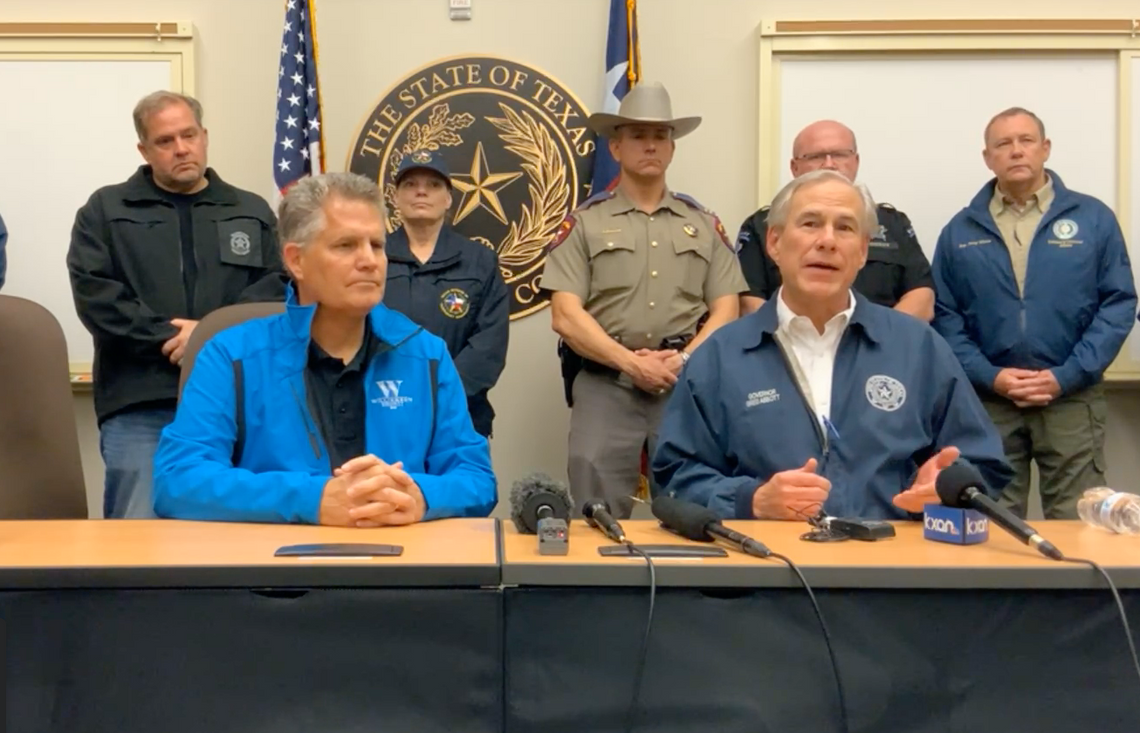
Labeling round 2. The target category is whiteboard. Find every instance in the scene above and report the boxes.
[777,55,1119,261]
[0,58,174,368]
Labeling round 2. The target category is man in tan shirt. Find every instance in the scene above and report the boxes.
[541,82,747,518]
[933,107,1137,519]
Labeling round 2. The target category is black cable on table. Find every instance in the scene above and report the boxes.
[1058,554,1140,689]
[769,551,851,733]
[622,541,657,733]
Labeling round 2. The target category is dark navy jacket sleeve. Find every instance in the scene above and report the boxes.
[932,224,1002,391]
[929,334,1013,496]
[652,347,759,518]
[1053,208,1137,393]
[0,212,7,290]
[153,337,329,523]
[408,345,497,519]
[452,257,509,396]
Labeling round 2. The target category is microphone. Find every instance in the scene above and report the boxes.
[935,461,1063,561]
[509,472,573,533]
[651,495,772,558]
[582,499,627,543]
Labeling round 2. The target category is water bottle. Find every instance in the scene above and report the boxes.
[1077,487,1140,535]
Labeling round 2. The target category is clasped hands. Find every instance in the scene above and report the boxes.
[994,368,1061,408]
[319,455,425,527]
[627,348,683,393]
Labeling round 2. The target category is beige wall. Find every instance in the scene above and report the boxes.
[11,0,1140,516]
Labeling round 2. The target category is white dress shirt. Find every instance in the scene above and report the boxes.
[775,288,856,425]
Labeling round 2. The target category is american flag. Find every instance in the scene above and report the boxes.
[273,0,324,197]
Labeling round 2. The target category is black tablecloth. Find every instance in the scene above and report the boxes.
[504,586,1140,733]
[4,588,502,733]
[7,577,1138,732]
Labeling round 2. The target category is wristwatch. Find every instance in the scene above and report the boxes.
[680,350,691,364]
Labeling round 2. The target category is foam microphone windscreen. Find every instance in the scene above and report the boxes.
[935,461,986,508]
[509,473,573,534]
[650,495,718,541]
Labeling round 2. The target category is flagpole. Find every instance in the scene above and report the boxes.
[307,0,326,174]
[591,0,641,195]
[626,0,639,85]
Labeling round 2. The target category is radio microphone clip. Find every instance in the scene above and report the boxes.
[801,512,896,543]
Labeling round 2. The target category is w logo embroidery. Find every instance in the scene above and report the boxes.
[374,380,413,409]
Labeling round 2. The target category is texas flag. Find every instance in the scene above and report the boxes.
[590,0,641,193]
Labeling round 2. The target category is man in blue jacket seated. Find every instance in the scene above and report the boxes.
[652,170,1012,520]
[154,172,497,525]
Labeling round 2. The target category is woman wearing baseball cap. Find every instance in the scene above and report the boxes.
[384,150,509,440]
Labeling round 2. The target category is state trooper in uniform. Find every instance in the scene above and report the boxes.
[737,120,934,320]
[383,150,509,439]
[541,82,748,518]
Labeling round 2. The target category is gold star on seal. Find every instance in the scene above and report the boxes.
[451,141,523,225]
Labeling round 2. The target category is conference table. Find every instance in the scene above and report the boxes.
[501,520,1140,733]
[2,518,1138,733]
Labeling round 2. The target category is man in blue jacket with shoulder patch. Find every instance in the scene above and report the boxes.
[653,170,1011,521]
[154,172,496,525]
[933,107,1137,520]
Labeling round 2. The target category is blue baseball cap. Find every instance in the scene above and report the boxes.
[395,150,452,188]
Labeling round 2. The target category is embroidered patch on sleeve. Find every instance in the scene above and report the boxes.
[549,216,576,250]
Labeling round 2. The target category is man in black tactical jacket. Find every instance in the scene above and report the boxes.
[68,91,286,518]
[736,120,934,321]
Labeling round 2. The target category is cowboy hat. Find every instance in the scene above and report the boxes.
[587,81,702,140]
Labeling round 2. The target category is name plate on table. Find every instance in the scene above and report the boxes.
[274,543,404,557]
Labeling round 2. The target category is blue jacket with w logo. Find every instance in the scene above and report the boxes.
[154,293,496,523]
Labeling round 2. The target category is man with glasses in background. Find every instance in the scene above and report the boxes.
[736,120,934,320]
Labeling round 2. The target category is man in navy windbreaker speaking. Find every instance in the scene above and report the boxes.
[652,170,1011,521]
[933,108,1137,520]
[154,172,496,525]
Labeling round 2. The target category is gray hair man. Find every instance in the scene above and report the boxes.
[654,170,1011,521]
[933,107,1137,519]
[154,172,496,525]
[68,90,285,519]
